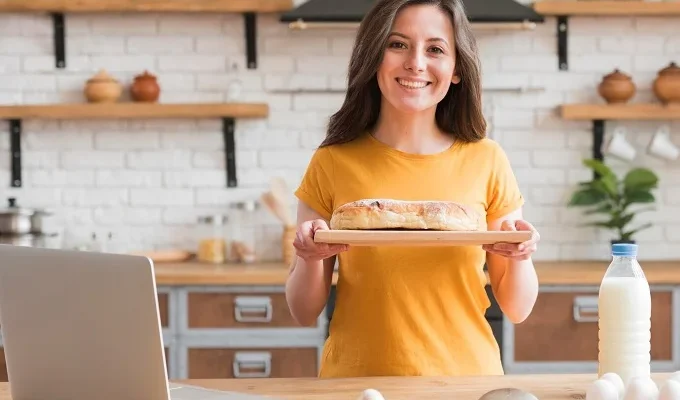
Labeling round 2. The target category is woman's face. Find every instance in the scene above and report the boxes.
[376,4,460,114]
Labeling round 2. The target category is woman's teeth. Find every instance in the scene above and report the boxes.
[397,78,429,89]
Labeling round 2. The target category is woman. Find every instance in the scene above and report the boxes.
[286,0,541,378]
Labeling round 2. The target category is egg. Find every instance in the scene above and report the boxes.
[624,377,659,400]
[478,388,538,400]
[586,379,619,400]
[601,373,626,400]
[357,389,385,400]
[659,379,680,400]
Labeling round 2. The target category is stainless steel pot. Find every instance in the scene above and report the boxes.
[0,198,34,235]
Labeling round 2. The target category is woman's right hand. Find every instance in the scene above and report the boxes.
[293,219,349,263]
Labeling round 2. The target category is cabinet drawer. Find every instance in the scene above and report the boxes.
[187,347,318,379]
[513,291,672,362]
[187,292,311,328]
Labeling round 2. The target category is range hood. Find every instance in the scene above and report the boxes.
[280,0,544,30]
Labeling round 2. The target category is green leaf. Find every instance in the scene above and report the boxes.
[624,190,655,205]
[621,222,653,240]
[595,175,618,197]
[584,203,613,215]
[624,168,658,191]
[583,159,615,178]
[568,189,607,206]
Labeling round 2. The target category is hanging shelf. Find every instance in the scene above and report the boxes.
[560,103,680,178]
[0,0,294,69]
[533,1,680,71]
[0,102,269,188]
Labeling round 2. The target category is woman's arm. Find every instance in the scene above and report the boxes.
[285,201,337,326]
[484,207,540,324]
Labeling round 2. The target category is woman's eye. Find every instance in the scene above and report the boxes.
[388,41,406,49]
[429,46,444,54]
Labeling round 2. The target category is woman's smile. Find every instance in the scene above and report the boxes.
[395,77,432,90]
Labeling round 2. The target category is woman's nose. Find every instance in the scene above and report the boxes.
[403,50,426,72]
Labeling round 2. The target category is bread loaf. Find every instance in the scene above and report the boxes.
[329,199,481,231]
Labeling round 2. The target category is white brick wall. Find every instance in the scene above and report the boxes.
[0,9,679,262]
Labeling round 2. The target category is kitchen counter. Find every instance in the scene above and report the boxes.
[181,373,675,399]
[152,260,680,286]
[0,373,662,400]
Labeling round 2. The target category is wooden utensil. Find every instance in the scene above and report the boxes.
[314,230,532,246]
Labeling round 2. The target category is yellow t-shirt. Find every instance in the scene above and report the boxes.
[294,133,524,378]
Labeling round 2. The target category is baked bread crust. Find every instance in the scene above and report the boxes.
[329,199,481,231]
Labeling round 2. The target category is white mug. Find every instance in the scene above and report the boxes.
[604,127,636,161]
[647,125,679,161]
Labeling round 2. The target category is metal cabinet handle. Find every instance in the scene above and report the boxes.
[573,295,599,322]
[234,296,273,323]
[233,351,272,378]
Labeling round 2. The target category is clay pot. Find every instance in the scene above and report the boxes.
[653,62,680,104]
[84,70,122,103]
[130,70,160,102]
[598,69,636,104]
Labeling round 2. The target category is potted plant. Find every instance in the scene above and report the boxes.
[567,159,659,246]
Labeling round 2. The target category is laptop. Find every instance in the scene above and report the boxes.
[0,245,275,400]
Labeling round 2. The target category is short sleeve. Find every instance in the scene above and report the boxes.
[486,142,524,222]
[294,146,335,221]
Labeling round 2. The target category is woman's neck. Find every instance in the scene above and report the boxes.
[371,101,454,155]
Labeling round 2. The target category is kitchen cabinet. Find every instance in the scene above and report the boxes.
[502,285,680,374]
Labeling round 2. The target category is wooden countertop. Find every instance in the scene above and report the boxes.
[0,374,672,399]
[188,373,670,399]
[152,259,680,286]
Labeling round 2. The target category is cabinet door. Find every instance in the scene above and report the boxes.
[187,348,318,378]
[512,290,672,362]
[187,292,310,328]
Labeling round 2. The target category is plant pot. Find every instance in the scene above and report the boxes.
[84,69,122,103]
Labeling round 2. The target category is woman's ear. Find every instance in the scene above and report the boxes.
[452,74,461,84]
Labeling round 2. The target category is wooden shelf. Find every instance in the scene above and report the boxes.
[561,103,680,120]
[533,1,680,72]
[0,0,293,13]
[1,102,269,189]
[0,1,294,70]
[534,1,680,16]
[0,102,269,120]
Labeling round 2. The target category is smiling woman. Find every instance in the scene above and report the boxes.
[285,0,540,379]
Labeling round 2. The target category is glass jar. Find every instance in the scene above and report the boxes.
[228,200,258,264]
[196,214,228,264]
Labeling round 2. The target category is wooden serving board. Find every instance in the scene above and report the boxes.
[313,230,532,246]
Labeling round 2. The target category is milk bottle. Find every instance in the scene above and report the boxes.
[598,243,651,386]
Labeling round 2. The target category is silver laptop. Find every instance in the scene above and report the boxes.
[0,245,274,400]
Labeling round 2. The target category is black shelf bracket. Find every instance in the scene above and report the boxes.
[223,118,237,187]
[9,119,22,188]
[592,119,605,180]
[52,13,66,69]
[557,15,568,71]
[243,12,257,69]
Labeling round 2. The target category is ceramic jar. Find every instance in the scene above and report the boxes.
[84,70,122,103]
[653,62,680,104]
[598,69,636,104]
[130,70,160,102]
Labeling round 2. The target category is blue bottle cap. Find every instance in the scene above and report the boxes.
[612,243,638,256]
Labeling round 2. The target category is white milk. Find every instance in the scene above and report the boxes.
[598,275,651,386]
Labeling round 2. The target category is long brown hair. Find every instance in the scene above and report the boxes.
[320,0,486,148]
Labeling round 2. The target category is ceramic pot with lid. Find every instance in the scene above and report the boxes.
[653,62,680,104]
[0,197,34,235]
[598,69,636,104]
[130,70,161,103]
[84,69,123,103]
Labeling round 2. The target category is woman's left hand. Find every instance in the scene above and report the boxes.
[482,219,540,261]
